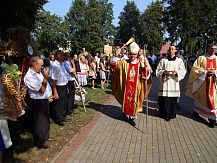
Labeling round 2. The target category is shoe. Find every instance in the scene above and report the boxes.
[129,117,136,126]
[92,87,95,89]
[101,86,104,89]
[56,121,64,126]
[192,111,200,118]
[63,118,70,122]
[66,112,73,116]
[37,143,50,149]
[165,118,170,122]
[208,122,215,128]
[208,119,216,128]
[122,113,128,122]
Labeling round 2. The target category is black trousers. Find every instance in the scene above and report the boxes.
[158,96,178,119]
[29,98,50,147]
[50,85,67,123]
[66,81,76,114]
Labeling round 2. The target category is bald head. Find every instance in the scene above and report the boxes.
[30,56,43,73]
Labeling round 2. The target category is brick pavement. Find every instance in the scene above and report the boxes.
[53,76,217,163]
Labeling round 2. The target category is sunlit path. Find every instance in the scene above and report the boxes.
[54,76,217,163]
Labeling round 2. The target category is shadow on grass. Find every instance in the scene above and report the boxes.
[104,90,112,94]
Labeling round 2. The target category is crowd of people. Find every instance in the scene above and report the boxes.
[1,41,217,162]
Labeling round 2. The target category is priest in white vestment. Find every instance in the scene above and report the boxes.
[156,46,186,122]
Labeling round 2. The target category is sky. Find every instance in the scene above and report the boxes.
[44,0,155,26]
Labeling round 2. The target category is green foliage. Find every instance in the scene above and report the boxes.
[66,0,115,54]
[33,11,69,53]
[0,0,47,40]
[116,1,141,45]
[163,0,217,51]
[1,62,21,81]
[140,1,165,52]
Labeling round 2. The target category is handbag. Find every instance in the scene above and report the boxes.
[89,70,95,77]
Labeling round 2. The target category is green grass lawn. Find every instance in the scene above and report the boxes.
[4,83,112,163]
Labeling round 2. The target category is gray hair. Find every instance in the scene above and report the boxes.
[30,56,42,66]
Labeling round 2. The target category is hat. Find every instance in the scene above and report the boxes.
[129,42,140,54]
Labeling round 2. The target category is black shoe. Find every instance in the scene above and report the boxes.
[66,111,73,116]
[208,122,215,128]
[165,118,170,122]
[129,118,136,126]
[56,121,64,126]
[192,111,200,118]
[63,118,70,122]
[122,113,128,121]
[37,143,50,149]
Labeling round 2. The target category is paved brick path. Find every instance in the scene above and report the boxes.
[53,76,217,163]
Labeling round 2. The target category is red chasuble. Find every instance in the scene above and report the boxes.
[123,63,139,116]
[206,57,216,110]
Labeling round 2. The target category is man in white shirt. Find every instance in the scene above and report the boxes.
[24,55,52,149]
[50,50,68,126]
[63,53,76,115]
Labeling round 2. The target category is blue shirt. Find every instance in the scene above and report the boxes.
[63,61,75,81]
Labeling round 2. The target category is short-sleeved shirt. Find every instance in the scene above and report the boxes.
[63,60,75,81]
[24,68,52,99]
[51,60,68,86]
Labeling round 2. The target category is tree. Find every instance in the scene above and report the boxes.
[163,0,217,52]
[33,11,68,53]
[66,0,87,52]
[116,1,141,45]
[0,0,47,57]
[0,0,47,40]
[66,0,114,54]
[140,1,164,52]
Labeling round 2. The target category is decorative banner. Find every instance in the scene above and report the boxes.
[104,45,112,56]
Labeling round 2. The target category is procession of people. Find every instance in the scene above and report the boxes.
[1,38,217,162]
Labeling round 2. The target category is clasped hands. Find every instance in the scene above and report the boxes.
[163,70,177,76]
